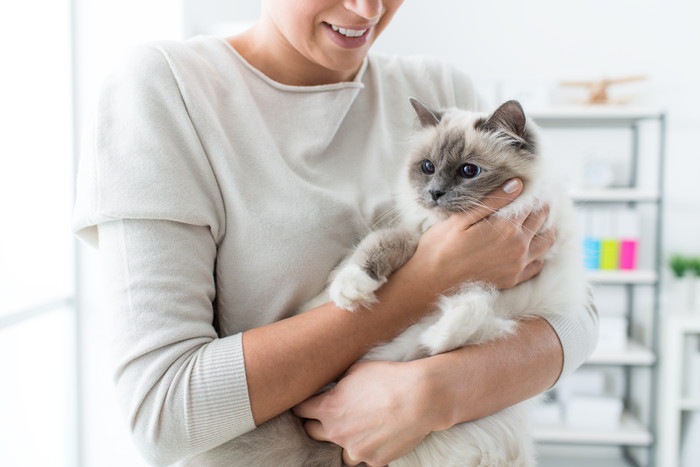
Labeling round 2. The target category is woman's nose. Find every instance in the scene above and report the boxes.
[342,0,384,21]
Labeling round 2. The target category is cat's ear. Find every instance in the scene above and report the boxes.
[409,97,442,128]
[481,100,527,138]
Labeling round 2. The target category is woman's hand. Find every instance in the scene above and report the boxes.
[293,360,434,467]
[408,178,555,294]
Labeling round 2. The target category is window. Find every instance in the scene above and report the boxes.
[0,1,77,466]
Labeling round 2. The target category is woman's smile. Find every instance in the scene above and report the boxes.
[322,21,373,48]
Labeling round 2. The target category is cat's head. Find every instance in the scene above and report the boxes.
[405,98,540,220]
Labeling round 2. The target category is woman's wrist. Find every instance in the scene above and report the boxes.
[408,356,470,433]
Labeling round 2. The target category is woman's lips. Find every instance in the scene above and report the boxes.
[323,22,372,48]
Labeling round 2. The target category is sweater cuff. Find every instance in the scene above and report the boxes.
[187,333,255,451]
[544,295,600,385]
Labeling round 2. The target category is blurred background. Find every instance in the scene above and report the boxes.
[1,1,699,466]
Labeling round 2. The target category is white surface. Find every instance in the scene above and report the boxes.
[586,270,658,285]
[557,369,607,400]
[529,106,664,121]
[0,308,75,467]
[587,340,656,366]
[538,455,634,467]
[595,316,628,354]
[565,396,623,430]
[571,188,660,203]
[535,411,652,446]
[0,0,75,318]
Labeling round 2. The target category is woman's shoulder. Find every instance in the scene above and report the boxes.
[367,53,478,110]
[105,36,234,94]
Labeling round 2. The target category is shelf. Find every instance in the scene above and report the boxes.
[538,456,636,467]
[587,341,656,366]
[534,411,653,446]
[571,188,660,203]
[586,270,658,285]
[529,106,664,126]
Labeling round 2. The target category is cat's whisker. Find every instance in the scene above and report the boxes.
[457,197,546,238]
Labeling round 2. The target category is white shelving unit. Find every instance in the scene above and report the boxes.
[531,107,666,467]
[658,313,700,467]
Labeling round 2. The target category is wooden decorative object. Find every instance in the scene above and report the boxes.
[560,75,647,105]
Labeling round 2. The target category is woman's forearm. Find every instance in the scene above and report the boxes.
[417,317,563,431]
[244,182,536,426]
[243,258,437,425]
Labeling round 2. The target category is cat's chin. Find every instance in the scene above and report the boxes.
[429,210,452,221]
[423,203,462,220]
[417,208,450,229]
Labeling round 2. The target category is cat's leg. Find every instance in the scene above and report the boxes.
[330,227,418,311]
[420,283,518,355]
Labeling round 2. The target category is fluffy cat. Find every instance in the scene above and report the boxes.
[210,99,588,467]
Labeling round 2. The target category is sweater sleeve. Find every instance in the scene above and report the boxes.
[546,286,599,383]
[73,43,225,246]
[98,218,255,466]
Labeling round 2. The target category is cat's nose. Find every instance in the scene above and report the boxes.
[429,189,446,201]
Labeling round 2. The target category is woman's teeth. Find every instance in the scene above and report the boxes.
[330,24,368,38]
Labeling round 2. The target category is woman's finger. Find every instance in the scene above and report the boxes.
[529,228,556,260]
[342,449,361,466]
[302,419,330,442]
[292,392,325,420]
[452,178,523,230]
[520,258,545,282]
[521,206,549,238]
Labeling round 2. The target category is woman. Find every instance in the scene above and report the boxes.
[73,0,598,465]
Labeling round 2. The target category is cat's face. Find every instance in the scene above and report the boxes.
[406,99,539,219]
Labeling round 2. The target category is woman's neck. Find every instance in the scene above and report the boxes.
[227,24,360,87]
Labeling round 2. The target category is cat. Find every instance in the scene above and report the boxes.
[210,99,588,467]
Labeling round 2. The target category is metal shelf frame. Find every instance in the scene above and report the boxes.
[533,107,666,467]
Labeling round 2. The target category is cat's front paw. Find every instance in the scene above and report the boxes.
[329,264,386,311]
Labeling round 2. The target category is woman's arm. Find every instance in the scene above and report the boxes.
[295,299,598,467]
[419,317,563,431]
[244,178,556,425]
[294,319,563,467]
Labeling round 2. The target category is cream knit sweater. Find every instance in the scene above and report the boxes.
[73,36,598,466]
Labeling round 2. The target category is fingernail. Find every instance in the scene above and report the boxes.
[502,179,521,194]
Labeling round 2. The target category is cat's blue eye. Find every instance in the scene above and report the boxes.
[421,160,435,175]
[459,163,481,179]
